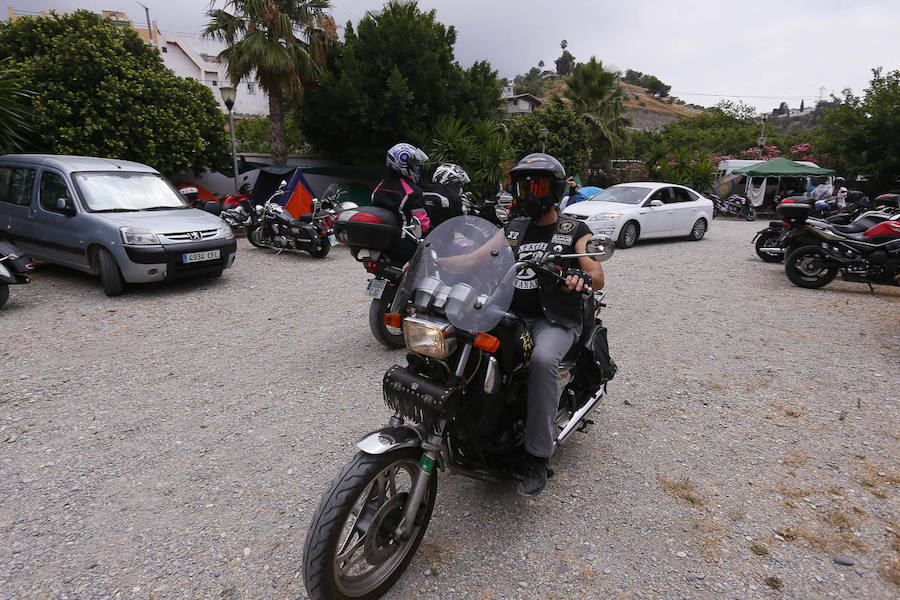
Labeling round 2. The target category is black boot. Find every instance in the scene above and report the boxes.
[516,452,548,497]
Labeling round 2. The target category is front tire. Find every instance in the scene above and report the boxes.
[742,205,758,221]
[97,248,125,297]
[308,236,331,259]
[369,295,404,349]
[755,232,783,262]
[617,221,639,248]
[785,246,838,289]
[688,218,707,241]
[0,284,8,308]
[303,448,437,600]
[247,225,267,248]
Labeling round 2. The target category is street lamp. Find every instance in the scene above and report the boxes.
[220,86,240,194]
[538,127,549,153]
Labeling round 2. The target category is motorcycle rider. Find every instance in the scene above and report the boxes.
[504,153,605,497]
[831,177,849,211]
[422,163,468,230]
[372,143,432,262]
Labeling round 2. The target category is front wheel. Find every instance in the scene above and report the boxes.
[97,247,125,296]
[0,284,8,308]
[617,221,639,249]
[742,205,758,221]
[369,295,405,349]
[688,218,707,241]
[755,231,783,262]
[308,236,331,259]
[303,448,437,600]
[247,225,267,248]
[785,246,838,288]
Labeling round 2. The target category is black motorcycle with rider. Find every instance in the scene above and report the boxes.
[303,154,616,600]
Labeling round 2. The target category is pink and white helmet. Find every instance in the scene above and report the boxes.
[387,142,428,183]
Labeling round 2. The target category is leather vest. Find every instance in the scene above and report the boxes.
[505,215,584,332]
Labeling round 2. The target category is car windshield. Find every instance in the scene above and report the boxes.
[72,172,188,212]
[592,186,651,205]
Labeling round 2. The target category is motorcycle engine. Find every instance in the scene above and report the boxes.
[274,235,289,248]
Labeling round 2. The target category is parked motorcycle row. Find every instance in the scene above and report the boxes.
[0,240,33,309]
[752,193,900,290]
[710,193,757,220]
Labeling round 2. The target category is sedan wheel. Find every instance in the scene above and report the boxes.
[617,221,639,249]
[689,219,707,241]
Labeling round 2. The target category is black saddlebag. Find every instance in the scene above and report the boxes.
[581,322,617,384]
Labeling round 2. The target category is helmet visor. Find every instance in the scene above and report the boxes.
[513,175,554,200]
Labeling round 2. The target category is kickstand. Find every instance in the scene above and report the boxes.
[576,418,595,433]
[275,248,285,256]
[867,282,874,293]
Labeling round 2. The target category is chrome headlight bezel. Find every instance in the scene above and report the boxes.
[402,315,457,359]
[119,226,160,245]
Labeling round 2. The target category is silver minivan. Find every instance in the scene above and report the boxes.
[0,155,236,296]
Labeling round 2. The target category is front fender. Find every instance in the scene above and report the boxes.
[356,425,424,455]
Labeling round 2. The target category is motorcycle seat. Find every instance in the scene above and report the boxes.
[290,214,315,226]
[831,221,872,234]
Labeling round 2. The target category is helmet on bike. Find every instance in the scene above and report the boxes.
[834,177,845,186]
[386,143,428,184]
[432,163,470,193]
[509,153,567,220]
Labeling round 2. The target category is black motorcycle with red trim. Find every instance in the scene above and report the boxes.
[334,206,424,348]
[0,241,33,309]
[784,210,900,289]
[246,181,333,258]
[302,215,616,600]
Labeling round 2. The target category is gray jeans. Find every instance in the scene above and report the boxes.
[521,315,577,458]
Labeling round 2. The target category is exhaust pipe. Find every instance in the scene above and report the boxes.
[555,385,605,446]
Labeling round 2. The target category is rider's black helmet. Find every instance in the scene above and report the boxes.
[509,153,567,219]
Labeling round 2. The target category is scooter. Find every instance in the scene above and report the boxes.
[0,241,33,309]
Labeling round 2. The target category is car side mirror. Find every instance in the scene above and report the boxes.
[56,197,76,216]
[649,199,664,207]
[202,201,221,216]
[585,234,615,262]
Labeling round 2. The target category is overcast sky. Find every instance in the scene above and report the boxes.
[18,0,900,112]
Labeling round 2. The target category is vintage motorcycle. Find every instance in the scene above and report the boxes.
[710,193,757,221]
[0,241,33,309]
[334,207,424,348]
[784,214,900,289]
[303,216,616,600]
[246,182,334,258]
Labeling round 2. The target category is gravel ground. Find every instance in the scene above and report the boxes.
[1,219,898,600]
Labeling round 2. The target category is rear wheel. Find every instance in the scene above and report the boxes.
[0,284,8,308]
[688,218,707,241]
[755,232,783,262]
[303,448,437,600]
[308,236,331,259]
[97,248,125,296]
[369,295,404,349]
[742,205,758,221]
[617,221,639,248]
[785,246,838,288]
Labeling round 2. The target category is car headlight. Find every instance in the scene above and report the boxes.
[402,315,456,359]
[120,227,160,245]
[588,214,622,222]
[217,222,234,239]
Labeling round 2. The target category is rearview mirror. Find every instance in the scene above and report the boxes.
[56,197,76,216]
[279,180,287,189]
[649,199,664,207]
[585,234,615,262]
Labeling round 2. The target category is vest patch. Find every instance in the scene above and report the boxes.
[557,219,576,233]
[551,234,573,245]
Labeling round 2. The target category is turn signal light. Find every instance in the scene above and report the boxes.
[473,333,500,353]
[384,313,403,328]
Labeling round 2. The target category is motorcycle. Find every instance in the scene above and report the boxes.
[246,181,334,258]
[710,193,756,221]
[334,207,424,349]
[0,241,33,309]
[461,189,512,227]
[753,197,883,262]
[302,216,616,600]
[784,215,900,289]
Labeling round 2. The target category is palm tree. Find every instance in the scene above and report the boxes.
[0,58,33,154]
[555,57,631,167]
[204,0,331,164]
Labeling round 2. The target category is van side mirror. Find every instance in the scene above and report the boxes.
[56,197,76,216]
[202,201,222,216]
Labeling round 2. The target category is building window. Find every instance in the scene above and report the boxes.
[161,46,167,53]
[247,82,256,95]
[211,80,217,87]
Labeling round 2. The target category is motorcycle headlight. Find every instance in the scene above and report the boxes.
[217,222,234,239]
[119,227,160,245]
[588,213,622,222]
[402,315,456,359]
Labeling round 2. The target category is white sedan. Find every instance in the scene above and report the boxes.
[562,182,714,248]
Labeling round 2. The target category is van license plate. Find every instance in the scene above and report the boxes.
[183,250,220,263]
[366,278,387,299]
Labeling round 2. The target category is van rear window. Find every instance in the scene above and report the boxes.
[0,166,36,206]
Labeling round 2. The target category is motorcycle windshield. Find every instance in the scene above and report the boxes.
[391,215,516,333]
